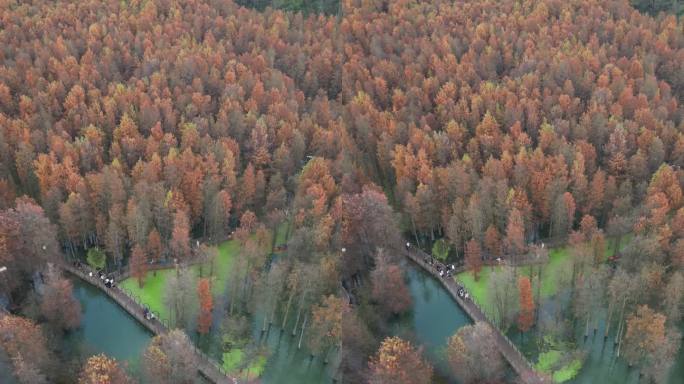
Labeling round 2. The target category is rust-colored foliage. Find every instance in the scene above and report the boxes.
[196,278,213,335]
[368,336,433,384]
[79,354,134,384]
[517,276,535,333]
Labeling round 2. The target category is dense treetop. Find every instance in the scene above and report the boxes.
[1,0,682,258]
[0,1,683,382]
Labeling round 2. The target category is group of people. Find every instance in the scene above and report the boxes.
[407,242,470,301]
[437,263,456,278]
[142,307,156,321]
[86,269,116,288]
[457,286,469,300]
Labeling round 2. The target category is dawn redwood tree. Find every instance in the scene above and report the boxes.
[446,322,506,384]
[164,268,197,329]
[196,278,213,335]
[143,329,198,384]
[0,315,53,380]
[40,265,81,331]
[147,229,163,265]
[622,305,681,382]
[130,244,147,288]
[505,207,525,258]
[465,239,482,281]
[488,265,518,331]
[0,198,60,297]
[517,276,535,335]
[368,336,433,384]
[484,225,501,258]
[79,354,134,384]
[308,295,346,361]
[170,210,190,261]
[664,272,684,325]
[370,250,412,315]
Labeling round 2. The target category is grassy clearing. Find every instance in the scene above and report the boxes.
[454,265,498,314]
[222,349,267,380]
[120,237,239,321]
[536,350,562,373]
[274,221,289,248]
[455,237,628,317]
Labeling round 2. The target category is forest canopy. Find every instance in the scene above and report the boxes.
[0,0,683,383]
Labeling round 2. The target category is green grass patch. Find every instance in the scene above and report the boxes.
[552,358,582,383]
[536,346,583,383]
[121,238,240,321]
[522,247,570,298]
[274,221,289,248]
[121,268,176,320]
[455,266,498,313]
[536,350,562,373]
[222,348,267,380]
[222,348,244,371]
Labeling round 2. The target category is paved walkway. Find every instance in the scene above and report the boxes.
[404,247,550,384]
[61,263,237,384]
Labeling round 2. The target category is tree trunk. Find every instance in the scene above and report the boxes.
[298,314,308,349]
[536,264,542,323]
[292,301,302,336]
[615,297,627,345]
[410,217,420,247]
[585,314,590,339]
[282,291,294,330]
[605,303,614,338]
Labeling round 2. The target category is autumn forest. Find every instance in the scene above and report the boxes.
[0,0,683,383]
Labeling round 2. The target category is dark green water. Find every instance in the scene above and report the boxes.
[512,290,684,384]
[568,320,684,384]
[393,262,472,381]
[254,323,333,384]
[201,261,473,384]
[0,350,17,384]
[69,280,152,373]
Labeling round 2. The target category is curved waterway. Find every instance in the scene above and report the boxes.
[66,262,472,383]
[67,264,683,384]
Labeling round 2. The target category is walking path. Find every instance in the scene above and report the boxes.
[61,263,237,384]
[404,247,550,384]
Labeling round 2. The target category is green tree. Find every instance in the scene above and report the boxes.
[432,239,450,262]
[86,247,106,270]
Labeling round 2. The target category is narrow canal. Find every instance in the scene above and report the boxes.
[67,280,152,376]
[65,261,473,383]
[68,262,684,384]
[392,261,472,382]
